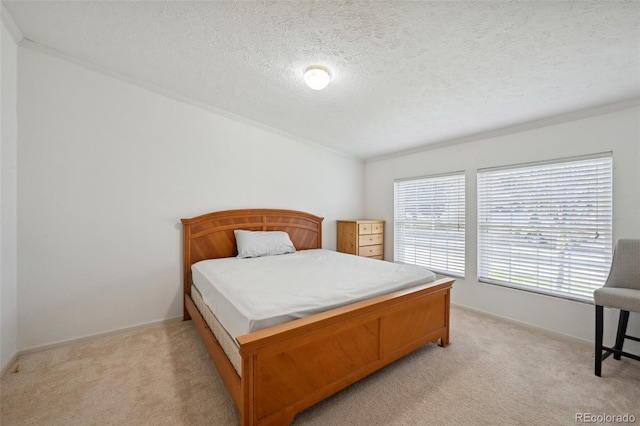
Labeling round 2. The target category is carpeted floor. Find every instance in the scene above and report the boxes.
[1,306,639,425]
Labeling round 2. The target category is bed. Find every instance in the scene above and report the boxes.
[182,209,454,425]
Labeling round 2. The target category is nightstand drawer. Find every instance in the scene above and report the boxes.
[359,233,383,246]
[358,244,383,257]
[371,223,384,234]
[358,223,372,234]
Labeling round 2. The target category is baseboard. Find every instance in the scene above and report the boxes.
[0,352,19,377]
[17,316,183,356]
[450,302,592,347]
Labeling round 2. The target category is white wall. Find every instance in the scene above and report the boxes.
[17,47,364,351]
[1,17,19,371]
[364,106,640,347]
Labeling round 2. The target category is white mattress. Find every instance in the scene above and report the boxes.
[192,248,436,342]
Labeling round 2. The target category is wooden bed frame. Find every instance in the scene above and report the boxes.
[182,209,454,425]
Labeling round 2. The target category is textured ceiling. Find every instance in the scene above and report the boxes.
[4,1,640,160]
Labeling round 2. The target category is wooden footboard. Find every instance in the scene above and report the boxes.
[237,277,452,425]
[187,277,452,426]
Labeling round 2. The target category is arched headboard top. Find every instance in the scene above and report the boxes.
[181,209,324,297]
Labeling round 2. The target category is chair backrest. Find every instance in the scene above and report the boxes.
[604,239,640,290]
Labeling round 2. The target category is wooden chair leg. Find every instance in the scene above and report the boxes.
[613,310,629,361]
[595,305,604,377]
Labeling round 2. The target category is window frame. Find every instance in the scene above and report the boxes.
[394,171,466,277]
[477,153,613,303]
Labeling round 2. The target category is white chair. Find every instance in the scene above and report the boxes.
[593,239,640,376]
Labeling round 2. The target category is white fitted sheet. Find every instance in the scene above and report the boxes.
[192,249,437,342]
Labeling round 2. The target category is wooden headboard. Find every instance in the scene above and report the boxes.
[181,209,324,300]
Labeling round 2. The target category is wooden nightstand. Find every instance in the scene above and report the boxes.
[337,220,384,260]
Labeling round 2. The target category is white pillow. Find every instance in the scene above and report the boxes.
[234,230,296,258]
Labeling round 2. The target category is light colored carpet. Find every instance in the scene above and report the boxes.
[1,307,639,425]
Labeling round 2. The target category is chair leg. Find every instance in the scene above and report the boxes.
[613,310,629,361]
[595,305,604,377]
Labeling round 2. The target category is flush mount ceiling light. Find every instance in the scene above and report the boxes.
[304,65,332,90]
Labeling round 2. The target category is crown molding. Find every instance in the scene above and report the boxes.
[18,39,362,164]
[12,32,637,166]
[365,98,640,164]
[1,4,23,43]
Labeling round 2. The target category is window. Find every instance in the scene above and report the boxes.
[394,173,465,276]
[478,154,612,302]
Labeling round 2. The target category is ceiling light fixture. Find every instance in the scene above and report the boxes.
[304,65,331,90]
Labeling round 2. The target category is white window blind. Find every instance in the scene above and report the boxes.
[394,173,465,276]
[478,155,612,302]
